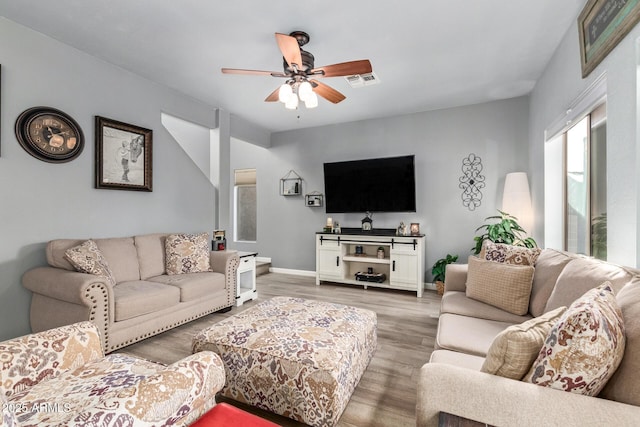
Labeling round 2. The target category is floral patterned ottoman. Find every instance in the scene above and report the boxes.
[192,296,377,427]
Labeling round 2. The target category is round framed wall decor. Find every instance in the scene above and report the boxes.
[15,106,84,163]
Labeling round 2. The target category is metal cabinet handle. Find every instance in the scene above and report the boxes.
[336,256,340,267]
[392,260,396,271]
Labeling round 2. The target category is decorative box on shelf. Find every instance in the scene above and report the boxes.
[355,272,387,283]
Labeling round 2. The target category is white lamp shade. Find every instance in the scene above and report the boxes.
[298,81,313,102]
[502,172,533,235]
[278,83,293,103]
[304,92,318,108]
[285,93,299,109]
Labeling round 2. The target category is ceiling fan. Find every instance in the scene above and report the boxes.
[221,31,372,109]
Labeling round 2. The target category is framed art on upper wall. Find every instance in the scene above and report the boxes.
[578,0,640,78]
[95,116,152,191]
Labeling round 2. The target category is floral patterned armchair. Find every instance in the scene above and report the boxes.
[0,322,225,426]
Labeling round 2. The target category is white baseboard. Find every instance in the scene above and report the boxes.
[424,282,437,291]
[268,267,316,277]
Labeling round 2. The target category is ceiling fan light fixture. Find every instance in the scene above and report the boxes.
[305,92,318,109]
[278,83,293,103]
[285,93,299,109]
[298,81,313,102]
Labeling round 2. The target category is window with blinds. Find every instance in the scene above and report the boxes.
[234,168,257,242]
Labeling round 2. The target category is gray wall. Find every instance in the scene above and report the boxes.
[529,20,640,267]
[0,18,219,340]
[230,97,531,277]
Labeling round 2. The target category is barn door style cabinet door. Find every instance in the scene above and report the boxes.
[316,237,344,282]
[390,246,419,289]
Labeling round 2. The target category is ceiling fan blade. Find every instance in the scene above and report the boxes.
[310,79,346,104]
[275,33,303,70]
[264,87,280,102]
[311,60,372,77]
[221,68,286,77]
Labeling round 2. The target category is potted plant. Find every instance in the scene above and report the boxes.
[472,210,537,255]
[432,254,458,295]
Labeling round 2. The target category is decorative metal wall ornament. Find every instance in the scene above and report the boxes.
[459,153,485,211]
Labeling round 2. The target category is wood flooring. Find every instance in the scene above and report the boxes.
[118,273,441,426]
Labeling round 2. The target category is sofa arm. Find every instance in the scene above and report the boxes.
[23,267,113,307]
[0,322,103,398]
[444,264,468,293]
[22,267,113,344]
[210,251,240,290]
[71,351,226,427]
[417,363,640,427]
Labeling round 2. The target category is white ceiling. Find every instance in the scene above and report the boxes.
[1,1,586,133]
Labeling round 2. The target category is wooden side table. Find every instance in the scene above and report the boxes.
[236,251,258,306]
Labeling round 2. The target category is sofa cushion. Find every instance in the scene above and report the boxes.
[165,233,212,275]
[466,256,534,316]
[440,291,533,324]
[524,283,625,396]
[481,306,566,380]
[94,237,141,283]
[64,240,117,286]
[113,281,180,321]
[148,272,226,302]
[429,349,486,371]
[599,277,640,405]
[482,241,541,266]
[544,257,634,313]
[436,313,513,357]
[135,233,169,280]
[529,249,574,317]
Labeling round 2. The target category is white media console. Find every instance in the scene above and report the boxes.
[315,230,426,297]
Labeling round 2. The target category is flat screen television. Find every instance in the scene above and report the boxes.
[323,155,416,213]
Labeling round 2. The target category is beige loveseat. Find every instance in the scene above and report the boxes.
[22,233,239,353]
[417,248,640,426]
[0,321,226,426]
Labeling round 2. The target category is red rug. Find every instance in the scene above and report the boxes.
[191,403,280,426]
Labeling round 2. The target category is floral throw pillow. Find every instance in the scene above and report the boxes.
[523,282,625,396]
[65,239,117,286]
[483,241,541,266]
[165,233,212,275]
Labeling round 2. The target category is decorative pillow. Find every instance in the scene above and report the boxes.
[64,239,117,286]
[465,256,534,315]
[165,233,212,275]
[599,277,640,405]
[482,241,541,266]
[523,282,625,396]
[481,306,566,380]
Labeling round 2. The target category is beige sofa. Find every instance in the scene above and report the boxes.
[0,321,226,426]
[417,248,640,426]
[22,233,239,353]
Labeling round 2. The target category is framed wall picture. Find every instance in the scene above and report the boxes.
[95,116,152,191]
[578,0,640,78]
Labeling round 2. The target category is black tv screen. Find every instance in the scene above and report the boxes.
[323,155,416,213]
